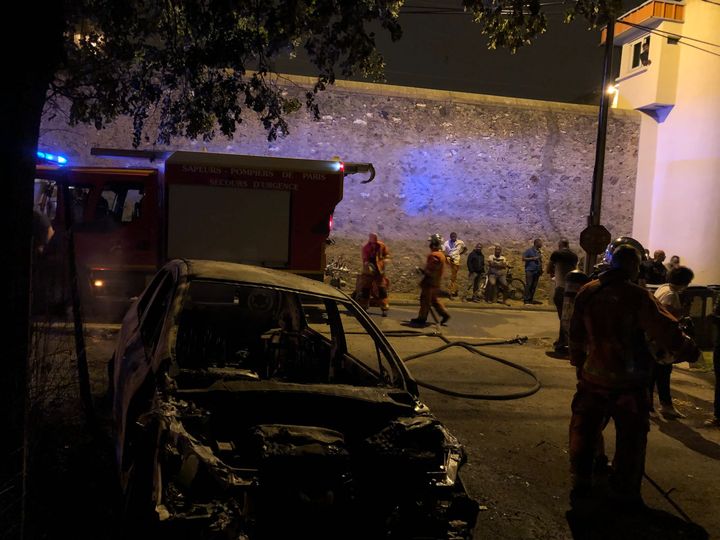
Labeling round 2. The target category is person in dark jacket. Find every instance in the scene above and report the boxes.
[546,238,579,353]
[640,249,668,284]
[465,243,485,302]
[522,238,544,304]
[568,244,700,509]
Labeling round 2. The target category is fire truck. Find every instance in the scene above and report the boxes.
[34,148,374,319]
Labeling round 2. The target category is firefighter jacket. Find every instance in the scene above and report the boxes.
[569,269,697,390]
[362,240,389,276]
[421,250,446,288]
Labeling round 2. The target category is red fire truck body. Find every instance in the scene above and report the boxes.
[34,150,371,318]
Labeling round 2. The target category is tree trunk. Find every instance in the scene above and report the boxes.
[0,8,63,537]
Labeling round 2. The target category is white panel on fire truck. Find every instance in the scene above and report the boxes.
[165,151,341,174]
[167,185,290,266]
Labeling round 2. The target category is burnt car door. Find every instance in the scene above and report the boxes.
[297,294,406,389]
[113,267,177,474]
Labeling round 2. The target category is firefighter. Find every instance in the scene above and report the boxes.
[593,236,649,283]
[357,233,390,316]
[568,244,700,510]
[410,234,451,326]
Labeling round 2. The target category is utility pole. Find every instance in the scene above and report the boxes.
[580,17,616,274]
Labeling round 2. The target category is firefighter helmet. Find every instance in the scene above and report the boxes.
[429,233,443,249]
[601,236,648,267]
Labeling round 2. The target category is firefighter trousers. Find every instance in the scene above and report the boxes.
[569,381,650,498]
[358,274,389,311]
[418,286,449,322]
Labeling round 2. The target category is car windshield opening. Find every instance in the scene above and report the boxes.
[173,280,402,388]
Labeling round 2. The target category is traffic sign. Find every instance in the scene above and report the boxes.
[579,224,611,254]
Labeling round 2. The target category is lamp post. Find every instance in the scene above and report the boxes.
[581,16,616,274]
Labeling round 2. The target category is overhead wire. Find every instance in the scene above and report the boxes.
[403,1,720,54]
[618,20,720,58]
[401,0,570,16]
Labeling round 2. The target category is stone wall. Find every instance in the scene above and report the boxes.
[39,77,641,298]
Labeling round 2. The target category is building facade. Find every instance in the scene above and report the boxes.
[608,0,720,284]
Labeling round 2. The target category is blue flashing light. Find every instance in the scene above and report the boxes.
[37,150,68,165]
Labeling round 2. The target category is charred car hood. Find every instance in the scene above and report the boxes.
[148,380,477,538]
[174,379,431,443]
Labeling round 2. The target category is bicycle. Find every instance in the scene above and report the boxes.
[506,267,526,301]
[475,267,525,303]
[324,256,350,289]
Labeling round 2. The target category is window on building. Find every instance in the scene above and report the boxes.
[631,36,651,69]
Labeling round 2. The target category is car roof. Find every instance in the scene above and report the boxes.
[176,259,349,300]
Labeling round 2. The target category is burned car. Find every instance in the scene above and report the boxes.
[111,259,478,538]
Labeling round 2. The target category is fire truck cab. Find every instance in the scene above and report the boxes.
[34,149,373,320]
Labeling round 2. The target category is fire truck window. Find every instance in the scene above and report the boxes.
[33,179,57,220]
[97,185,145,224]
[96,193,115,222]
[122,189,144,222]
[68,186,91,223]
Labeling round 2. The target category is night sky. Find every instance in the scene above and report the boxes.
[273,0,646,105]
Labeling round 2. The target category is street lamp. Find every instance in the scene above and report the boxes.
[580,16,616,274]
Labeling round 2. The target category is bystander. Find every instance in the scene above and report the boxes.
[522,239,544,305]
[443,232,467,299]
[486,245,510,304]
[652,266,695,418]
[665,255,681,274]
[641,249,668,284]
[465,243,485,302]
[547,238,579,354]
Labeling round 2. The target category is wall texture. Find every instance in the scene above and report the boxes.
[39,78,641,297]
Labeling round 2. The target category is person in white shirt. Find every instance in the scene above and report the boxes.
[486,245,510,304]
[652,266,694,418]
[443,232,467,298]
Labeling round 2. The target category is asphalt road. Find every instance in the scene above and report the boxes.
[77,305,720,539]
[358,305,720,539]
[368,301,559,340]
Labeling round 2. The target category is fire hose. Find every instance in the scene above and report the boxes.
[382,313,541,400]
